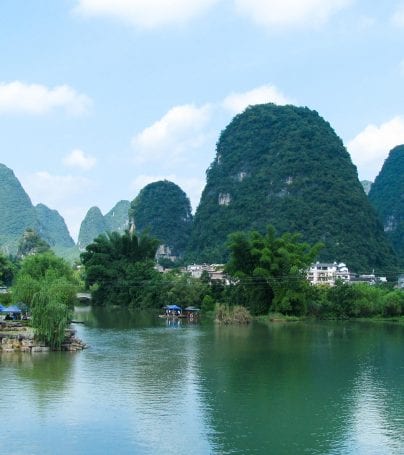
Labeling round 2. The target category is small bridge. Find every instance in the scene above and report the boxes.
[76,292,92,302]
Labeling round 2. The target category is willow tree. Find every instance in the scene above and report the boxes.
[226,226,323,315]
[31,289,72,350]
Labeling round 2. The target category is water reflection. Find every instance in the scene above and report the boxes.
[1,312,403,455]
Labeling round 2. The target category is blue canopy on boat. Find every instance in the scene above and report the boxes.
[164,305,182,311]
[0,305,21,313]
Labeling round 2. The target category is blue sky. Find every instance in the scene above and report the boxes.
[1,0,404,240]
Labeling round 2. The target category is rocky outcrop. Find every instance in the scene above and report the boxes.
[0,322,86,352]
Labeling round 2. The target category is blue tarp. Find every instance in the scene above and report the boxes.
[0,305,21,313]
[164,305,182,311]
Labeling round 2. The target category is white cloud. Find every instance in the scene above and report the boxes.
[392,3,404,27]
[222,84,292,114]
[0,81,91,115]
[75,0,219,28]
[234,0,351,28]
[131,104,212,165]
[21,172,96,241]
[130,174,205,212]
[347,117,404,179]
[22,171,94,207]
[63,149,97,170]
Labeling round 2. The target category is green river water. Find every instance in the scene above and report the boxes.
[1,306,403,454]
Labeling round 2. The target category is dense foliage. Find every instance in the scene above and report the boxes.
[0,252,15,286]
[17,228,51,258]
[225,226,322,315]
[368,145,404,267]
[12,252,77,349]
[187,104,397,274]
[80,230,161,306]
[129,180,193,257]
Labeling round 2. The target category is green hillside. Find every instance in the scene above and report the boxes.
[0,163,39,241]
[368,145,404,266]
[188,104,397,274]
[104,200,130,233]
[77,206,108,250]
[35,203,75,248]
[129,180,193,257]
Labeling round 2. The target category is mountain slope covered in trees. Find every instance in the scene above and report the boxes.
[0,163,74,255]
[35,203,75,248]
[104,200,130,233]
[368,145,404,266]
[77,207,108,250]
[129,180,193,257]
[187,104,397,273]
[77,201,130,250]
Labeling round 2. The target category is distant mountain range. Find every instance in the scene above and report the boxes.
[77,200,130,250]
[0,163,74,256]
[0,104,402,274]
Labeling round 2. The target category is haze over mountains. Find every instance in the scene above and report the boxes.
[368,145,404,267]
[0,104,401,274]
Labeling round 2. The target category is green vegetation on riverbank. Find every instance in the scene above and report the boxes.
[11,252,78,349]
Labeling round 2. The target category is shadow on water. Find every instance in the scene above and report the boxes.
[73,304,162,329]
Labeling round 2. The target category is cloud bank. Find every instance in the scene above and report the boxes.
[131,104,212,165]
[63,149,97,170]
[347,116,404,179]
[234,0,352,28]
[222,84,292,114]
[75,0,219,28]
[75,0,351,29]
[0,81,91,115]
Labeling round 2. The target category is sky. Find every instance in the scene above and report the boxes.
[1,0,404,241]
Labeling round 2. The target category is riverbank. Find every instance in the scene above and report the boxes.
[255,313,404,325]
[0,321,87,352]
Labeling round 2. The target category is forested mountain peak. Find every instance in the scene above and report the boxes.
[77,206,107,250]
[0,163,38,239]
[129,180,193,257]
[368,145,404,265]
[35,203,75,248]
[104,200,130,233]
[188,103,397,273]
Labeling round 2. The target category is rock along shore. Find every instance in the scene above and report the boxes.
[0,322,87,352]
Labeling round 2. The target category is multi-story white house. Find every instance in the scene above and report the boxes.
[307,262,350,285]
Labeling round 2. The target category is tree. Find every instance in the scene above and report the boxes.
[80,230,161,307]
[11,251,77,350]
[17,228,50,258]
[0,252,15,286]
[226,226,323,315]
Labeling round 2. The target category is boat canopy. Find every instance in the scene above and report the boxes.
[164,305,182,311]
[184,307,200,312]
[0,305,22,313]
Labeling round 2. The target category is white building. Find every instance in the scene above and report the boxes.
[307,262,350,285]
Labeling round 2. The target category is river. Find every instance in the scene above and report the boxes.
[1,306,403,454]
